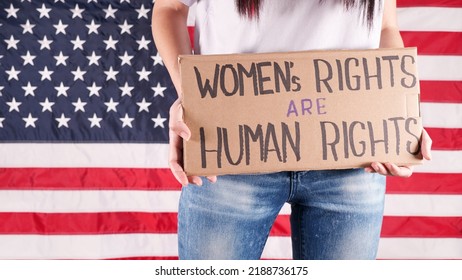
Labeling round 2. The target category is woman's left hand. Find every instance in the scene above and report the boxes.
[364,129,432,177]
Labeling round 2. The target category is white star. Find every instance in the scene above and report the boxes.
[152,82,166,97]
[151,52,164,66]
[137,98,151,112]
[119,51,133,66]
[23,113,38,128]
[38,35,53,50]
[54,0,65,3]
[56,113,71,128]
[22,82,37,96]
[40,98,55,112]
[53,20,68,35]
[0,86,4,96]
[87,82,102,96]
[37,4,52,19]
[54,51,68,66]
[120,113,134,128]
[104,98,119,112]
[39,66,53,81]
[87,51,101,66]
[136,4,150,19]
[136,36,150,50]
[103,4,118,19]
[104,67,119,81]
[0,117,4,128]
[7,98,22,112]
[119,20,133,34]
[119,82,134,96]
[152,114,167,128]
[87,0,98,3]
[103,36,118,50]
[21,51,36,66]
[72,98,87,112]
[55,82,69,97]
[86,20,100,35]
[137,67,151,81]
[88,113,103,128]
[5,35,20,50]
[5,4,19,18]
[21,20,35,34]
[120,0,131,3]
[70,4,85,18]
[6,66,21,81]
[70,36,86,50]
[72,67,86,81]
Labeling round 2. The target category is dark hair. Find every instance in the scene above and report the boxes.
[236,0,380,26]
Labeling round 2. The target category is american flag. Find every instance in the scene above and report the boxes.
[0,0,460,259]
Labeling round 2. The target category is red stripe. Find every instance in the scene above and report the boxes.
[397,0,462,7]
[188,26,194,49]
[420,81,462,103]
[381,216,462,238]
[424,128,462,150]
[386,173,462,194]
[401,32,462,55]
[0,168,181,190]
[107,256,179,260]
[0,212,178,234]
[270,215,291,236]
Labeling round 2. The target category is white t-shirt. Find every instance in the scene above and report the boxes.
[179,0,384,55]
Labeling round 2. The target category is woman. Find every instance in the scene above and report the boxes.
[152,0,432,259]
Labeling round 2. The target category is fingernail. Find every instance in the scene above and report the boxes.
[180,132,189,140]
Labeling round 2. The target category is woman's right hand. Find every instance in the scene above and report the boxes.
[169,98,217,186]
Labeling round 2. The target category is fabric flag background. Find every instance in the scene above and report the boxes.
[0,0,460,259]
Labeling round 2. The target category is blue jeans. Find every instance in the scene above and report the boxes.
[178,169,386,260]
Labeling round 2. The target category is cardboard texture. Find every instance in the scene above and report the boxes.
[179,48,423,176]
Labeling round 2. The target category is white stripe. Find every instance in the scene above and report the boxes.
[421,103,462,129]
[414,151,462,174]
[398,7,462,32]
[0,190,181,213]
[262,236,292,259]
[384,194,462,217]
[378,238,462,259]
[186,3,196,26]
[418,56,462,81]
[0,234,178,259]
[0,143,169,168]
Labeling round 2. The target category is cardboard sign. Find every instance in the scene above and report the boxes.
[179,48,423,176]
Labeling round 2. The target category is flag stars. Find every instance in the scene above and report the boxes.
[119,82,134,96]
[137,98,151,112]
[21,51,36,66]
[21,20,36,34]
[152,52,164,66]
[119,20,133,34]
[86,20,100,35]
[152,114,167,128]
[119,51,133,66]
[87,82,102,96]
[137,67,151,81]
[54,51,69,66]
[56,113,71,128]
[120,114,134,128]
[103,4,118,19]
[104,36,118,50]
[55,82,70,97]
[38,36,53,50]
[53,20,68,35]
[71,35,85,50]
[104,67,119,81]
[87,51,101,66]
[6,66,21,81]
[40,98,55,112]
[136,4,150,19]
[22,82,37,96]
[5,4,20,18]
[72,67,86,81]
[5,35,20,50]
[7,98,22,112]
[136,36,151,50]
[88,114,103,128]
[23,113,38,128]
[72,98,87,112]
[39,66,53,81]
[37,4,52,19]
[0,117,5,128]
[152,82,166,97]
[104,98,119,112]
[70,4,85,18]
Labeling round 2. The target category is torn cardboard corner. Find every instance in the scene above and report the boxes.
[179,48,423,176]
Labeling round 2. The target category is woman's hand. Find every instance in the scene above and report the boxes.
[169,98,217,186]
[364,129,432,177]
